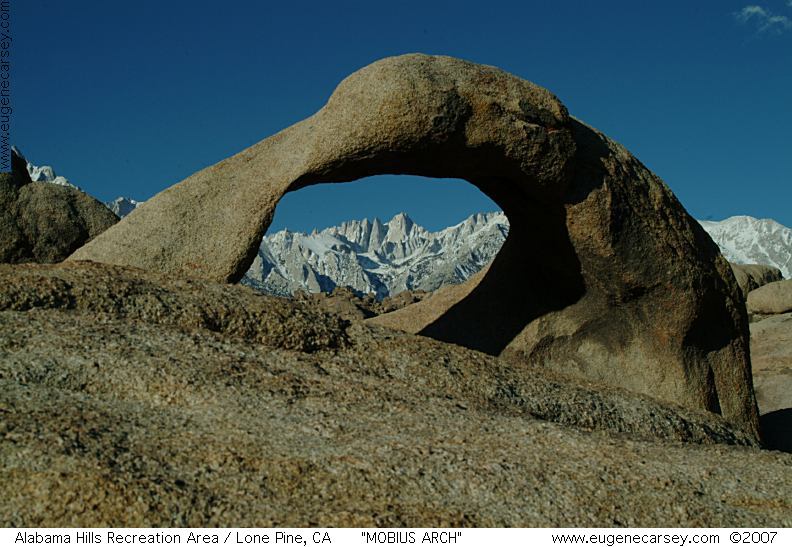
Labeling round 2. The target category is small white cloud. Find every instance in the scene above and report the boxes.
[735,4,792,33]
[736,4,768,20]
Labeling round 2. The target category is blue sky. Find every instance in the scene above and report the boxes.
[15,0,792,232]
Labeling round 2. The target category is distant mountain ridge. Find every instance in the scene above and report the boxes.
[13,152,790,291]
[243,211,509,299]
[243,213,791,299]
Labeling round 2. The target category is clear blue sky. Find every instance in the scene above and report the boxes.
[15,0,792,232]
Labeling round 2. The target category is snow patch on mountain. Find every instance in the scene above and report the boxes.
[700,216,792,279]
[106,196,143,218]
[243,211,509,299]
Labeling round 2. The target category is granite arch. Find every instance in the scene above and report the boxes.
[69,54,759,437]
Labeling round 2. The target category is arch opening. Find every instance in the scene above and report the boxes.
[242,174,505,300]
[244,172,586,356]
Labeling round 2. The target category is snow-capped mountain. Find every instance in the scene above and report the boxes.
[700,216,792,279]
[243,212,509,299]
[106,196,142,217]
[244,212,790,299]
[13,146,80,190]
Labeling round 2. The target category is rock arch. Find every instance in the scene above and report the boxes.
[69,54,759,437]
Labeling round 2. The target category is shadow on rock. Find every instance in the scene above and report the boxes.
[761,409,792,453]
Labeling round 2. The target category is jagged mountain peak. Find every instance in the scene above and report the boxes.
[14,147,80,190]
[388,211,413,225]
[244,211,510,299]
[106,196,142,218]
[385,212,415,241]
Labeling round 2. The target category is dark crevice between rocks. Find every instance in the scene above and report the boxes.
[760,409,792,453]
[706,365,723,416]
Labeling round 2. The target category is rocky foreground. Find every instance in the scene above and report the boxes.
[1,262,790,527]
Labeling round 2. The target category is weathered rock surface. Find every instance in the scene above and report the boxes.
[68,54,757,436]
[0,262,348,352]
[296,287,380,321]
[299,287,431,322]
[747,280,792,315]
[369,264,490,331]
[1,149,118,264]
[2,262,790,527]
[750,312,792,414]
[731,263,784,299]
[749,312,792,453]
